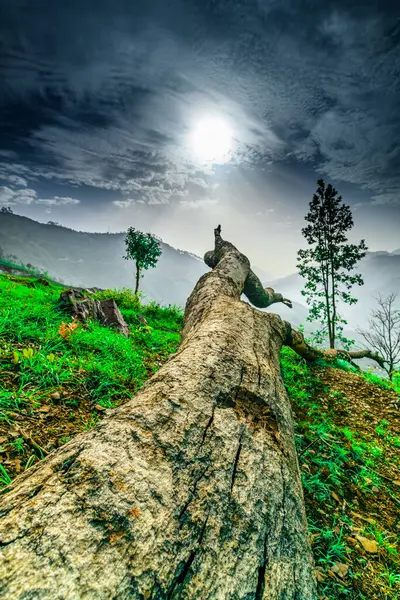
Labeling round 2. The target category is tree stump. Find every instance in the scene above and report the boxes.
[59,289,130,337]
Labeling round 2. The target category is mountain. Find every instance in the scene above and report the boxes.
[0,212,398,325]
[0,213,208,307]
[263,250,400,344]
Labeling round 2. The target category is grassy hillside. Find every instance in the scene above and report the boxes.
[0,274,399,598]
[0,211,206,306]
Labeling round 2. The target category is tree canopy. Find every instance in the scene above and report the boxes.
[297,179,367,349]
[123,227,162,294]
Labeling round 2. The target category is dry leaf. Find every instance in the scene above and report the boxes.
[345,536,358,545]
[38,405,51,413]
[355,535,378,553]
[351,511,375,524]
[94,404,106,412]
[331,562,349,579]
[331,491,340,502]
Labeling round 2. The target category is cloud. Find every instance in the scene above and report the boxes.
[0,186,79,207]
[4,175,28,187]
[36,196,80,206]
[0,186,37,205]
[371,193,400,206]
[179,198,218,209]
[113,199,136,208]
[0,0,399,218]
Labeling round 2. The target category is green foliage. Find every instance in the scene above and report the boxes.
[297,179,367,349]
[0,275,182,419]
[0,463,12,488]
[123,227,162,293]
[280,346,400,598]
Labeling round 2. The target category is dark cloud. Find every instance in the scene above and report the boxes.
[0,0,399,262]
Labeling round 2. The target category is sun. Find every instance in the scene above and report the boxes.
[190,117,233,164]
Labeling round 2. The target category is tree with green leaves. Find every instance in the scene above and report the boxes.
[123,227,162,294]
[297,179,368,349]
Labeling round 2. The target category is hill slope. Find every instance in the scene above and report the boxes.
[0,212,207,306]
[0,274,399,598]
[265,251,400,332]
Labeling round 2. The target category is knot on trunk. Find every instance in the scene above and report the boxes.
[59,289,130,337]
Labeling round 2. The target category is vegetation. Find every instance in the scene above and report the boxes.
[298,179,368,350]
[123,226,162,294]
[0,269,399,598]
[281,347,400,598]
[357,293,400,381]
[0,272,182,480]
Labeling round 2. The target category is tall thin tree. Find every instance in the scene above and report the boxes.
[123,227,162,294]
[297,179,367,349]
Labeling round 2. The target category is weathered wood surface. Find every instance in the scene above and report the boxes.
[0,226,317,599]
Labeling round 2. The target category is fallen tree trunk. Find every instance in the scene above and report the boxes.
[0,227,317,599]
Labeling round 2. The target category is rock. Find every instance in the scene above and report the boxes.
[59,289,129,337]
[99,299,130,337]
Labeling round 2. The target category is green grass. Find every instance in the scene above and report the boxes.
[1,271,399,598]
[0,274,183,487]
[0,276,182,409]
[280,346,400,598]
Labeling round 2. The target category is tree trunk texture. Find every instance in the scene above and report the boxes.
[135,262,140,295]
[0,227,317,599]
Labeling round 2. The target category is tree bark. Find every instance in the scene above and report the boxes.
[135,261,140,295]
[0,226,317,599]
[284,326,387,369]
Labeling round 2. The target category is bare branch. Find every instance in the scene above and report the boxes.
[204,225,293,309]
[357,292,400,377]
[284,323,386,368]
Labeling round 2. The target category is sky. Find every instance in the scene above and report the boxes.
[0,0,400,276]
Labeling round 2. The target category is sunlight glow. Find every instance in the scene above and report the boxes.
[190,117,233,163]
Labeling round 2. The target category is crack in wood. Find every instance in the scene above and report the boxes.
[254,529,269,600]
[234,364,246,401]
[230,433,244,491]
[196,404,216,454]
[178,465,210,520]
[54,446,84,474]
[167,515,209,599]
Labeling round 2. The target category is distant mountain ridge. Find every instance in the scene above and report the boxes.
[0,213,398,323]
[0,213,207,307]
[264,250,400,333]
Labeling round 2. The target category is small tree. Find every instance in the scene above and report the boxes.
[123,227,162,294]
[297,179,368,349]
[0,206,13,214]
[357,293,400,380]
